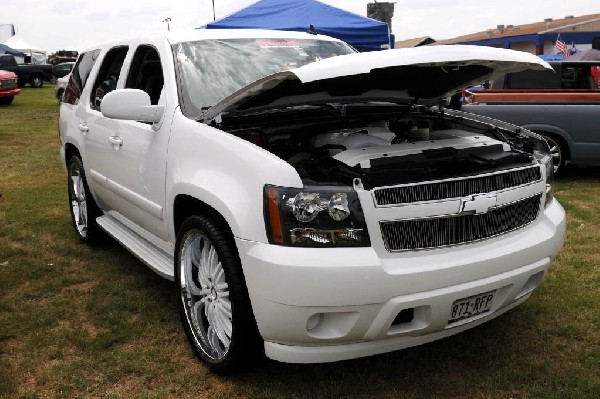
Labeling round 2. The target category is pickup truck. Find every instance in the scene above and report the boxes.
[0,53,53,88]
[59,31,565,373]
[0,69,20,105]
[463,60,600,172]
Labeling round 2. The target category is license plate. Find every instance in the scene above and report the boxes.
[448,290,495,324]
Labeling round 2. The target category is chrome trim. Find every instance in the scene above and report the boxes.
[379,193,542,252]
[372,165,542,208]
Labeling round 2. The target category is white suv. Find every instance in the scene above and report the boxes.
[59,29,566,373]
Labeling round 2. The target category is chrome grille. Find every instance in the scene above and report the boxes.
[373,166,541,206]
[0,78,17,89]
[380,194,542,251]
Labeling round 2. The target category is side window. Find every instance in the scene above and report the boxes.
[63,49,100,105]
[125,45,164,105]
[90,46,128,110]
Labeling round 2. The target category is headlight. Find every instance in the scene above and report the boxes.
[533,149,554,207]
[264,185,370,247]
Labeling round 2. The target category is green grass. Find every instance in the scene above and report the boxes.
[1,86,599,399]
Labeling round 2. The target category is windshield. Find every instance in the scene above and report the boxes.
[173,38,355,117]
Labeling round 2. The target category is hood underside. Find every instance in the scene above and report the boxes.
[201,45,551,122]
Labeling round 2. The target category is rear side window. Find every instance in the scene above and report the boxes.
[90,46,128,110]
[125,45,164,105]
[63,49,100,105]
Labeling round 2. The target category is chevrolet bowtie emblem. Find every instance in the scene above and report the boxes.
[459,194,497,215]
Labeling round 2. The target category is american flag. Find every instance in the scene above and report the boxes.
[555,35,569,57]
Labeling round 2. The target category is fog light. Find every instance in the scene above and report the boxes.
[306,313,323,331]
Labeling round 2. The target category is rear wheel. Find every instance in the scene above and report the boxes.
[67,156,102,243]
[30,74,43,88]
[175,215,260,374]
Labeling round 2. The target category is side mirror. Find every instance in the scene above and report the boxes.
[101,89,164,124]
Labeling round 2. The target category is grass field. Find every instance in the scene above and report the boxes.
[1,86,599,399]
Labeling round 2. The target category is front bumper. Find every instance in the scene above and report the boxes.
[236,199,565,363]
[0,88,20,97]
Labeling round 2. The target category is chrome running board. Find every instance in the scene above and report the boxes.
[96,215,174,280]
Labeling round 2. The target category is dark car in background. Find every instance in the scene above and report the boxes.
[52,62,75,80]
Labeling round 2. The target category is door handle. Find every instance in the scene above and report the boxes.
[78,123,89,134]
[108,135,123,147]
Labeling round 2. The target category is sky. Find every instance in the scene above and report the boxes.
[1,0,599,53]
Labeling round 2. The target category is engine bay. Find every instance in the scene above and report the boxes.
[217,105,539,188]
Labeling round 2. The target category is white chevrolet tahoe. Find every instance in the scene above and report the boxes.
[59,29,566,373]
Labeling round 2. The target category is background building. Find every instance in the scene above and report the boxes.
[435,13,600,55]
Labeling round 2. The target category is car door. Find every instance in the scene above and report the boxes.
[83,43,170,242]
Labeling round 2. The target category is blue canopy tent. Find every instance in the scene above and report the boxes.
[0,43,25,57]
[200,0,391,51]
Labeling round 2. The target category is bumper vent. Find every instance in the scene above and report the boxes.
[373,166,541,206]
[380,194,542,251]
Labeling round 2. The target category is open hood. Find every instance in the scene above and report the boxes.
[201,45,551,122]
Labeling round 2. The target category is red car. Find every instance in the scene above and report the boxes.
[0,69,20,105]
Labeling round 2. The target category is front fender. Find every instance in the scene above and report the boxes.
[166,111,303,243]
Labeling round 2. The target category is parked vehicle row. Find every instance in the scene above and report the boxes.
[59,30,565,374]
[0,53,53,88]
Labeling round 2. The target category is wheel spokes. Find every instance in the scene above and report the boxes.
[181,231,233,360]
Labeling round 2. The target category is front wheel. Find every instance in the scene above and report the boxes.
[0,96,13,105]
[175,215,260,374]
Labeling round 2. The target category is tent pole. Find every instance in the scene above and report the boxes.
[212,0,216,21]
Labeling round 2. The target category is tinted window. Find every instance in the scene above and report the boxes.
[63,50,100,105]
[125,45,164,105]
[507,68,561,89]
[174,38,355,117]
[90,46,128,110]
[504,63,599,90]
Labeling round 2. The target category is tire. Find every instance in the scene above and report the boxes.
[537,132,567,174]
[30,74,43,88]
[0,96,13,105]
[175,215,261,374]
[57,89,64,104]
[67,156,103,243]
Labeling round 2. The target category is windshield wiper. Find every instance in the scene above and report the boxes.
[196,106,213,122]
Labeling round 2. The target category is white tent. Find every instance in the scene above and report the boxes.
[3,34,47,64]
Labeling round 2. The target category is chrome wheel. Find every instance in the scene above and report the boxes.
[542,134,564,173]
[180,231,232,360]
[68,160,88,238]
